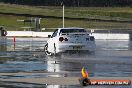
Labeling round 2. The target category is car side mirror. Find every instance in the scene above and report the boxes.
[48,35,51,38]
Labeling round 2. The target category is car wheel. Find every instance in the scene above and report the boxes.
[44,44,52,56]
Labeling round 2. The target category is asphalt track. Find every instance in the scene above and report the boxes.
[0,38,132,88]
[0,76,132,87]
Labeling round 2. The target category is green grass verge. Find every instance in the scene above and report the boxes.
[1,14,132,31]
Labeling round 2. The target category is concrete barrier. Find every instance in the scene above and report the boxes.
[92,33,129,40]
[7,31,129,40]
[7,31,53,37]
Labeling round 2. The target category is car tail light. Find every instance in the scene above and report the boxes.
[59,37,64,42]
[65,38,68,41]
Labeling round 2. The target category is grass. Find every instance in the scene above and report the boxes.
[2,15,132,31]
[0,3,132,31]
[70,7,132,19]
[0,14,29,31]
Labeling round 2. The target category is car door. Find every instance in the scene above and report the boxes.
[47,29,58,53]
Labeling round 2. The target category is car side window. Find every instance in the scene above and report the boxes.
[51,29,58,38]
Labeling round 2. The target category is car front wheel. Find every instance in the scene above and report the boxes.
[44,44,52,56]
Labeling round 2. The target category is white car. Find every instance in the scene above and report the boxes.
[44,28,96,55]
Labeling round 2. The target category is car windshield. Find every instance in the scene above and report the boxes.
[60,29,86,33]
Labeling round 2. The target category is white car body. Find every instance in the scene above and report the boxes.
[44,28,96,55]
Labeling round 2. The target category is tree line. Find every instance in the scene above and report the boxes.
[0,0,132,7]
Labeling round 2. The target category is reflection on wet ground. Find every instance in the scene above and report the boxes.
[0,37,132,88]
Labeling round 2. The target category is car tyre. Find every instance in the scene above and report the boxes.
[44,44,52,56]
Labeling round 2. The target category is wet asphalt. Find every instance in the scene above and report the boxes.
[0,37,132,88]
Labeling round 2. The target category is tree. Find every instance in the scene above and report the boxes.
[0,0,132,6]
